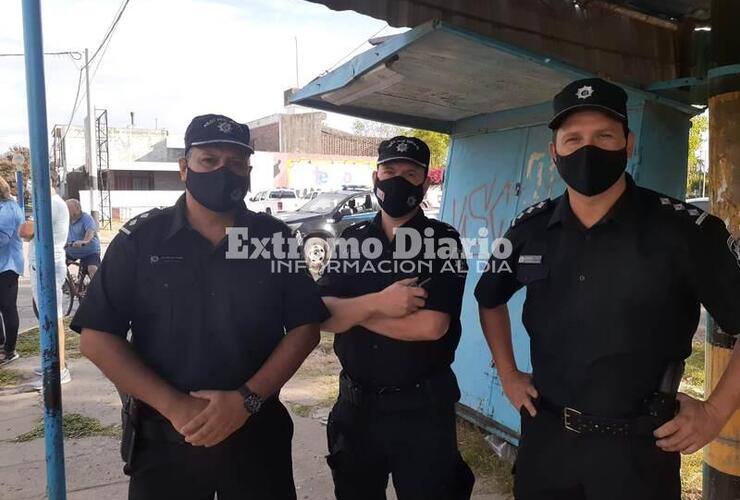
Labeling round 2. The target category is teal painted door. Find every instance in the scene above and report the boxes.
[442,128,528,427]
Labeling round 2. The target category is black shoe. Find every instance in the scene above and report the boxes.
[0,351,20,366]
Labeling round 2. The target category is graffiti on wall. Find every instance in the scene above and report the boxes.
[449,177,514,242]
[523,151,559,205]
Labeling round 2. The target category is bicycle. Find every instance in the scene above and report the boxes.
[31,258,90,319]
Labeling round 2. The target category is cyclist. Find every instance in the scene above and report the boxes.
[65,199,100,280]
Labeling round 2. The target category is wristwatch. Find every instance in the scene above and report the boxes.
[237,385,264,414]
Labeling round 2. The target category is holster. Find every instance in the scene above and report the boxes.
[120,394,139,475]
[643,360,685,427]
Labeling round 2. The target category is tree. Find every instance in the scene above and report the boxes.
[351,119,403,138]
[686,113,708,199]
[0,146,32,206]
[405,128,450,168]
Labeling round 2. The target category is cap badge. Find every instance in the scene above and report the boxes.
[217,120,234,133]
[576,85,594,100]
[396,142,409,152]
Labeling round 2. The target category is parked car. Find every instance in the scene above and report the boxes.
[248,189,302,214]
[421,185,443,219]
[685,196,709,213]
[275,190,378,275]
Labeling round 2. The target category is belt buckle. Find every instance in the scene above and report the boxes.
[563,407,582,434]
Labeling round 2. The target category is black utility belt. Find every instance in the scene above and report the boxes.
[538,398,660,438]
[338,370,458,412]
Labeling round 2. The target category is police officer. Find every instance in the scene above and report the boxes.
[318,136,475,500]
[71,114,329,500]
[475,78,740,500]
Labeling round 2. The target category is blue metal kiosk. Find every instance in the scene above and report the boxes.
[291,20,700,442]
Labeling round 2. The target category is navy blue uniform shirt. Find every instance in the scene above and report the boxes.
[72,195,329,392]
[475,174,740,416]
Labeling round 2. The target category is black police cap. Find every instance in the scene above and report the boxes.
[185,114,254,153]
[377,136,430,170]
[548,78,628,130]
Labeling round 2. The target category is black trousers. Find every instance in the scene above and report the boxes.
[513,408,681,500]
[326,398,475,500]
[0,271,19,353]
[128,400,296,500]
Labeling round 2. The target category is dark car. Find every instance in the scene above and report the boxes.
[275,190,378,274]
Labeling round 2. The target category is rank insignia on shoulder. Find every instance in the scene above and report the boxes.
[658,197,708,226]
[119,208,163,235]
[511,199,551,228]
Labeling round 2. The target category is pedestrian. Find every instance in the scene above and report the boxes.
[71,114,329,500]
[65,198,101,280]
[0,177,25,366]
[319,136,475,500]
[475,77,740,500]
[19,169,72,386]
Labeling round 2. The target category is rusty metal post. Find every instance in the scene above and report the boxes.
[704,0,740,497]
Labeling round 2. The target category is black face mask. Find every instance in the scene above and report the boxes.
[555,145,627,196]
[374,175,425,218]
[185,166,249,212]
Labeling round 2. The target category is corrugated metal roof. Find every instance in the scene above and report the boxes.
[306,0,709,24]
[290,21,697,133]
[607,0,710,20]
[303,0,687,85]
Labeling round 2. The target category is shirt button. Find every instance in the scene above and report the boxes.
[210,291,216,297]
[372,344,379,350]
[585,234,592,241]
[579,274,586,282]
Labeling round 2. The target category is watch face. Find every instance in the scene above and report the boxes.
[243,392,263,413]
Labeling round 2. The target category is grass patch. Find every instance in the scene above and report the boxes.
[316,383,339,409]
[289,403,315,418]
[456,419,513,495]
[12,413,120,443]
[15,319,81,359]
[317,332,334,355]
[681,341,705,399]
[681,451,703,500]
[0,368,25,389]
[679,340,705,497]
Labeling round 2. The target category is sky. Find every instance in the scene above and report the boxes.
[0,0,407,151]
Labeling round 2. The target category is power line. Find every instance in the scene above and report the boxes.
[85,0,131,68]
[0,51,82,59]
[59,69,85,143]
[56,0,131,143]
[321,23,388,76]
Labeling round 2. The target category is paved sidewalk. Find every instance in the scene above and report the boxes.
[0,351,509,499]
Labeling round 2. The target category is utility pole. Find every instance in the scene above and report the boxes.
[84,48,99,221]
[295,36,300,88]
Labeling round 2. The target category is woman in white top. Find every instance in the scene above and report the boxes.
[20,169,72,386]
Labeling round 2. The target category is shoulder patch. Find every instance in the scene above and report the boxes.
[511,199,552,228]
[119,208,165,236]
[657,196,709,226]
